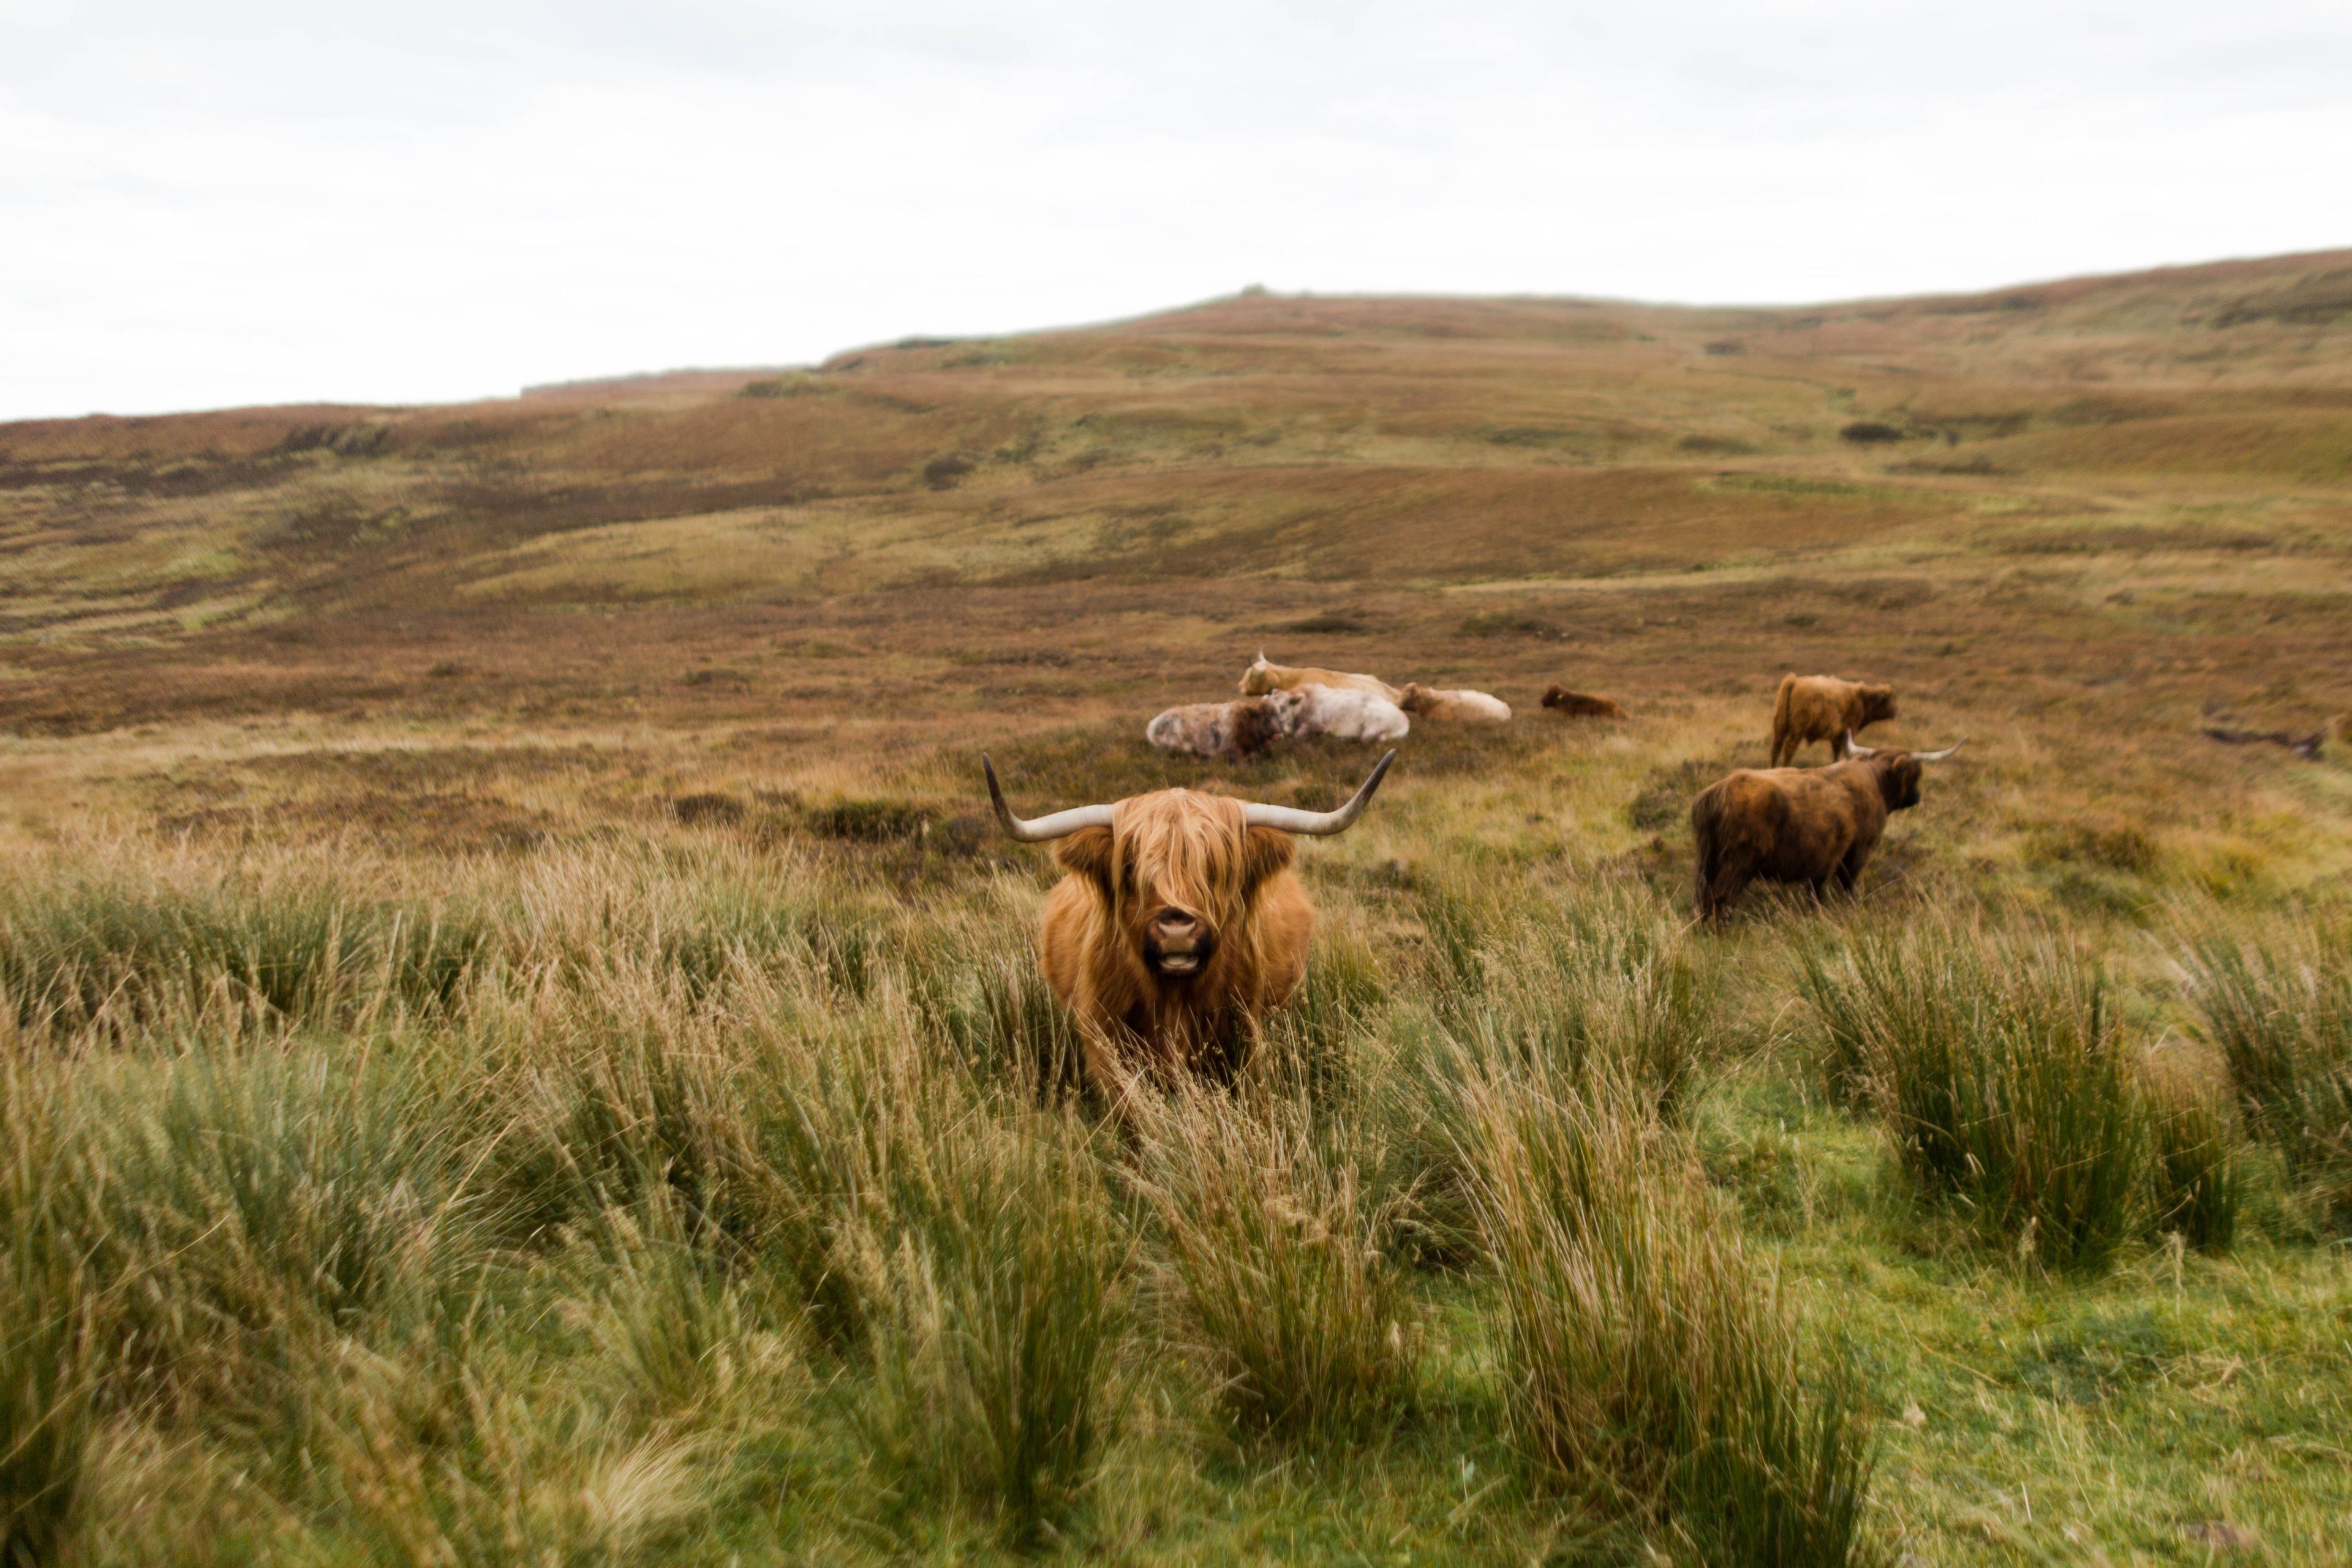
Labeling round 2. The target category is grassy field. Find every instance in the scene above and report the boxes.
[4,250,2352,1565]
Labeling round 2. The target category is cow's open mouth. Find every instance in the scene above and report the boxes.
[1146,935,1214,978]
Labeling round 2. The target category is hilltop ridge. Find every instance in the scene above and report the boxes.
[0,247,2346,799]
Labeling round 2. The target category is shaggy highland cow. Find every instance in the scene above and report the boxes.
[1540,686,1627,720]
[1398,683,1512,722]
[1691,733,1963,920]
[1769,674,1898,766]
[984,752,1396,1101]
[1145,696,1294,759]
[1238,650,1401,702]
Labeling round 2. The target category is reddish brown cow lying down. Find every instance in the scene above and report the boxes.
[986,751,1395,1099]
[1691,733,1964,920]
[1769,674,1896,766]
[1540,686,1627,720]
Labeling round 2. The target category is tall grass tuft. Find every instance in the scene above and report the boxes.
[933,951,1088,1102]
[2181,917,2352,1216]
[1439,888,1720,1121]
[850,1107,1131,1548]
[1,1074,96,1568]
[1802,925,2147,1271]
[73,1040,480,1425]
[0,1247,94,1568]
[733,988,972,1350]
[1257,916,1392,1106]
[1365,885,1721,1265]
[1134,1090,1415,1444]
[1794,932,1903,1109]
[0,862,484,1033]
[326,1336,710,1567]
[2142,1060,2242,1254]
[1466,1065,1874,1564]
[570,1193,756,1422]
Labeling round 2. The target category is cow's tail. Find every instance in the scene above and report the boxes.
[1768,674,1796,766]
[1690,786,1740,921]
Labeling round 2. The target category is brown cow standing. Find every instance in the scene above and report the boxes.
[1540,685,1628,720]
[1691,734,1963,920]
[986,751,1395,1101]
[1769,674,1897,766]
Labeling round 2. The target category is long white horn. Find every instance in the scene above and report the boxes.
[1912,739,1967,763]
[1243,750,1397,836]
[983,755,1116,842]
[1839,731,1878,760]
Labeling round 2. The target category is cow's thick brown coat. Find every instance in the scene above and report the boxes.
[1690,750,1930,919]
[1769,674,1897,765]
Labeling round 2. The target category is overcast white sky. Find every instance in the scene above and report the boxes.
[4,1,2349,420]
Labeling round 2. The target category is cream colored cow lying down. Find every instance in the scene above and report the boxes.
[1397,682,1511,723]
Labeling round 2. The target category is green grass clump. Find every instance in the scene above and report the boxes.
[1371,882,1721,1262]
[2182,916,2352,1218]
[73,1041,481,1426]
[0,1080,96,1568]
[0,862,484,1033]
[1438,885,1720,1120]
[1803,926,2149,1271]
[1134,1091,1415,1445]
[2143,1058,2242,1254]
[850,1107,1131,1548]
[1466,1065,1875,1565]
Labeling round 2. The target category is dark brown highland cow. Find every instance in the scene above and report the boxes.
[1539,685,1627,719]
[1691,734,1963,920]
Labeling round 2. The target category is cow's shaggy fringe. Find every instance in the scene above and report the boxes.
[1464,1063,1875,1567]
[2180,913,2352,1220]
[1803,924,2150,1271]
[1131,1088,1415,1444]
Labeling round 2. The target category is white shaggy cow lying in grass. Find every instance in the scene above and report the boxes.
[1277,684,1410,743]
[1145,684,1408,757]
[1145,696,1293,759]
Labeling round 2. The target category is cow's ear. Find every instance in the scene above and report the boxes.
[1054,827,1116,891]
[1242,826,1297,891]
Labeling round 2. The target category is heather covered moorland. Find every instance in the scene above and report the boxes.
[3,251,2352,1564]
